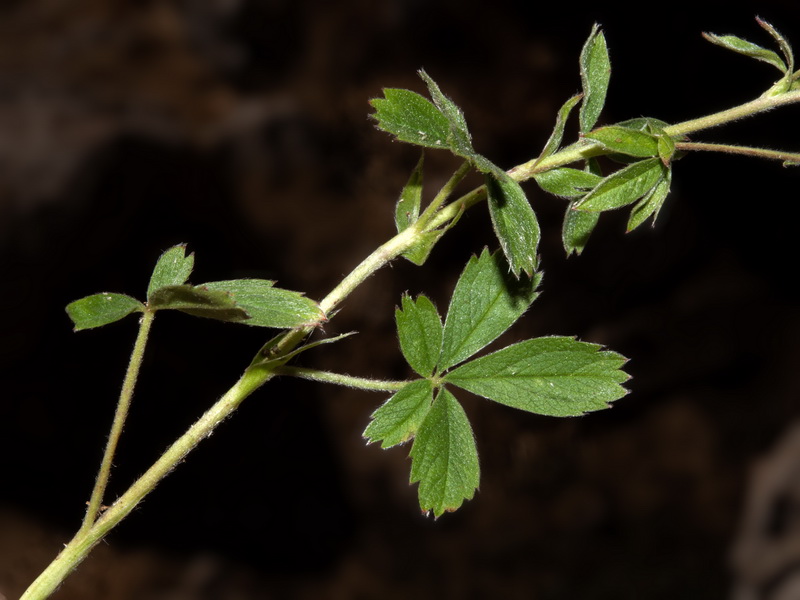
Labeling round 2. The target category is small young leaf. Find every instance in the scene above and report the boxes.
[579,24,611,133]
[440,248,542,372]
[538,94,583,161]
[410,388,480,517]
[418,70,474,158]
[370,88,451,149]
[702,31,787,73]
[445,336,629,417]
[401,230,446,266]
[66,293,145,331]
[584,125,659,158]
[562,203,600,256]
[148,285,249,322]
[485,173,540,278]
[627,168,672,232]
[395,154,424,233]
[364,379,433,449]
[575,158,666,212]
[656,134,676,166]
[396,295,443,377]
[202,280,325,329]
[147,244,194,300]
[534,167,601,198]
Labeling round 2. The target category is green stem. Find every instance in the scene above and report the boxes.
[676,141,800,164]
[20,368,268,600]
[80,309,155,535]
[416,161,472,229]
[663,89,800,137]
[276,365,411,391]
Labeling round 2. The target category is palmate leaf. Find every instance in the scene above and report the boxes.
[444,336,629,417]
[370,88,451,149]
[410,387,479,517]
[66,293,144,331]
[439,248,541,372]
[363,379,433,449]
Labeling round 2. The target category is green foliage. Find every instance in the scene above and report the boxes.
[366,248,628,515]
[575,158,668,212]
[579,24,611,133]
[66,293,144,331]
[67,245,324,331]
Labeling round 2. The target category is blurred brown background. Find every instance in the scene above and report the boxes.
[2,1,800,598]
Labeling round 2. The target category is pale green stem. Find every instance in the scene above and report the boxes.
[416,161,472,229]
[80,309,155,535]
[676,141,800,164]
[276,365,411,391]
[20,370,268,600]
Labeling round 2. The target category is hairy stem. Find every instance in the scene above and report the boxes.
[276,365,411,391]
[676,141,800,163]
[80,309,155,534]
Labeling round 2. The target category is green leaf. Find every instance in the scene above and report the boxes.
[202,279,325,329]
[410,388,479,517]
[148,285,249,322]
[584,125,659,158]
[396,295,443,377]
[395,154,424,233]
[702,31,787,73]
[539,94,583,160]
[575,158,666,212]
[251,331,355,368]
[485,173,540,278]
[440,248,541,372]
[445,336,629,417]
[627,168,672,232]
[562,202,600,256]
[364,379,433,449]
[66,293,145,331]
[370,88,451,149]
[534,167,601,198]
[579,24,611,133]
[656,134,676,166]
[418,70,474,158]
[147,244,194,300]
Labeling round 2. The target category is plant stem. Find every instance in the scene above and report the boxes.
[20,369,267,600]
[676,141,800,164]
[276,365,411,391]
[416,161,472,229]
[80,309,155,535]
[663,89,800,137]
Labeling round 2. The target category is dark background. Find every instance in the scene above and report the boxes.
[2,1,800,598]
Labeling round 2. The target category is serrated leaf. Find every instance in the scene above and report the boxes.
[445,336,629,417]
[410,388,479,517]
[485,173,540,278]
[147,244,194,300]
[702,31,787,73]
[148,285,249,322]
[66,293,145,331]
[440,248,541,372]
[396,154,424,233]
[534,167,601,198]
[562,202,600,256]
[539,94,583,160]
[627,168,672,232]
[370,88,451,149]
[202,279,324,329]
[584,126,659,158]
[579,24,611,133]
[575,158,666,212]
[396,295,443,377]
[418,70,474,158]
[364,379,433,449]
